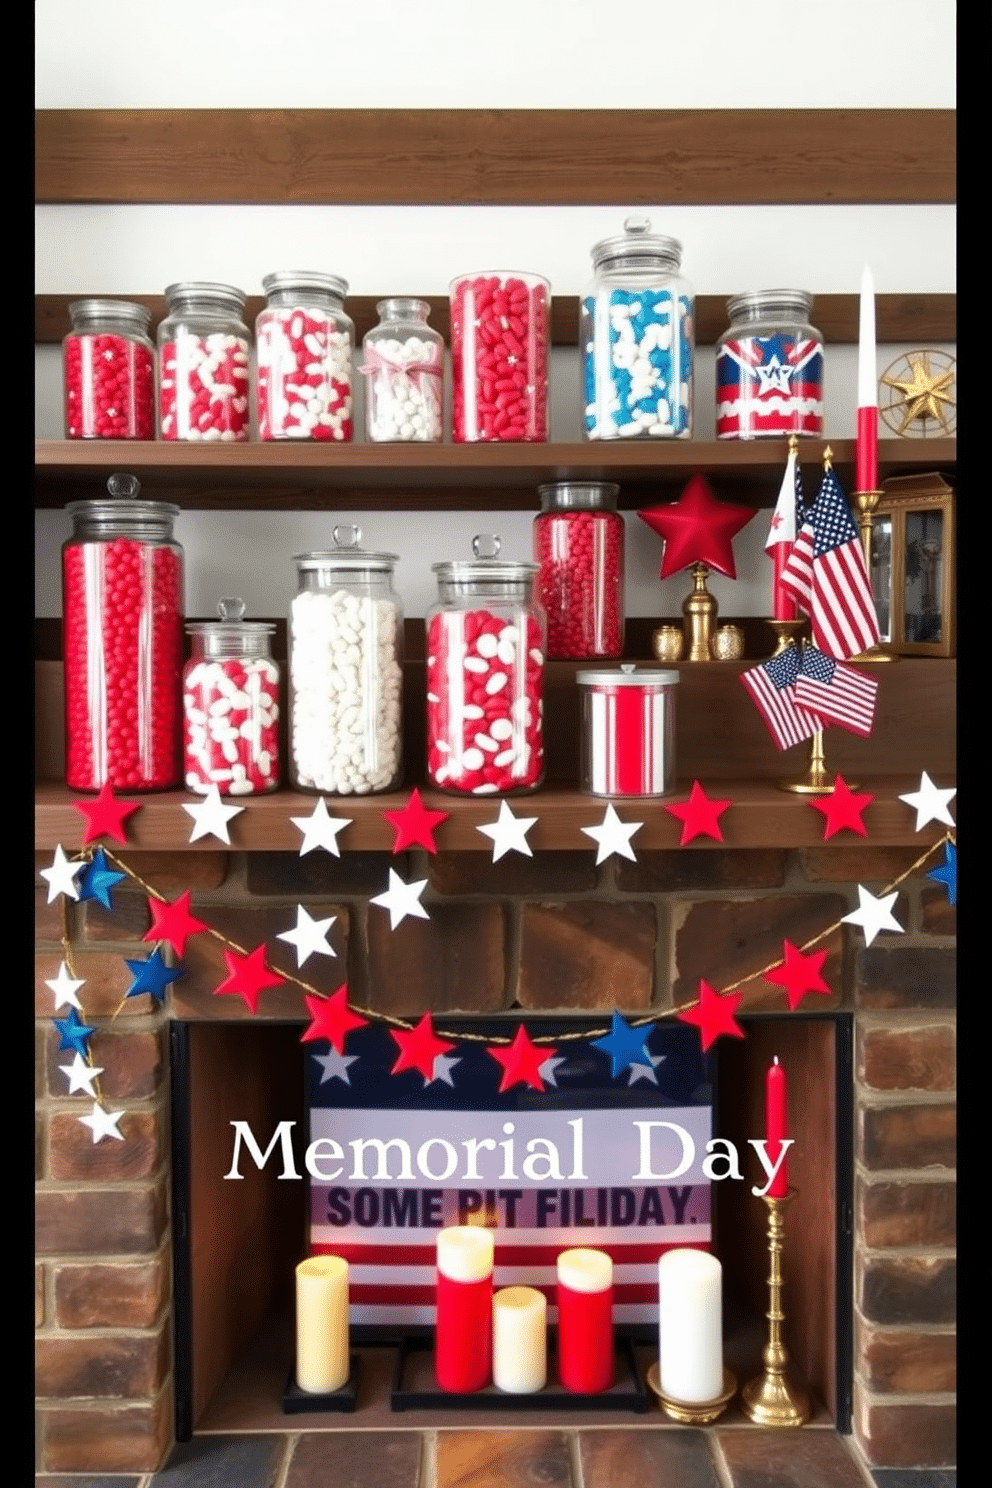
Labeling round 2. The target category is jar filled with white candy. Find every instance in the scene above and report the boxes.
[256,271,354,442]
[158,282,251,441]
[361,298,444,443]
[289,527,403,794]
[581,216,693,441]
[184,599,280,796]
[426,535,545,795]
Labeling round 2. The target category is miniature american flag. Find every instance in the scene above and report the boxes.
[781,467,880,660]
[740,644,821,751]
[795,645,878,737]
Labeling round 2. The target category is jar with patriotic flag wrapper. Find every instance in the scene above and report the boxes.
[577,664,679,797]
[715,290,823,440]
[361,298,443,442]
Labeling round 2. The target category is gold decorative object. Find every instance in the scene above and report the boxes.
[741,1190,811,1428]
[712,624,745,661]
[871,473,955,657]
[779,728,857,796]
[646,1362,737,1424]
[652,625,684,662]
[766,618,807,657]
[879,350,956,438]
[849,487,900,665]
[682,562,718,662]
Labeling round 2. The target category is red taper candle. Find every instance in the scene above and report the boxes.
[765,1056,790,1198]
[435,1226,494,1392]
[556,1247,614,1393]
[856,266,878,494]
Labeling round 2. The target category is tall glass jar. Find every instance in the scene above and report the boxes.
[256,271,354,442]
[534,482,624,659]
[158,281,251,441]
[581,217,693,440]
[184,599,280,796]
[715,290,824,439]
[426,535,545,795]
[361,298,444,442]
[63,299,155,440]
[289,528,403,794]
[62,474,184,791]
[449,272,550,442]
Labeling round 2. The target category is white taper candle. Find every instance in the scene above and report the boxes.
[857,265,877,409]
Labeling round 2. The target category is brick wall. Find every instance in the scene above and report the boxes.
[35,843,955,1474]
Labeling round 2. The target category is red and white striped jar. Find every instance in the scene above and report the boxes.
[577,665,679,797]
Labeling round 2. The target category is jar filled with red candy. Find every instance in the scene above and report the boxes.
[426,535,545,795]
[184,599,279,796]
[449,272,550,442]
[577,664,679,797]
[715,290,823,440]
[62,474,184,792]
[158,282,251,441]
[63,299,155,440]
[256,271,354,442]
[534,482,624,659]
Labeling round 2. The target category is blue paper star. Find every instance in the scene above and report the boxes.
[124,949,184,1002]
[591,1013,655,1079]
[76,849,126,910]
[53,1007,95,1056]
[926,841,957,906]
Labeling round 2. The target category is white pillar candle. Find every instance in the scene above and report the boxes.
[295,1255,350,1394]
[492,1285,547,1394]
[657,1248,723,1403]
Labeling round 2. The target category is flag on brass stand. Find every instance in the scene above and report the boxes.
[781,463,880,659]
[740,644,821,751]
[795,645,878,738]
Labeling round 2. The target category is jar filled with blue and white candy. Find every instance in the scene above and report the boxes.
[581,217,693,440]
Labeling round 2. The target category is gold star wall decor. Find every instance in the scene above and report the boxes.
[879,350,956,437]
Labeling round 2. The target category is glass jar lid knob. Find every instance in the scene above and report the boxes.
[217,597,246,623]
[472,533,501,559]
[332,523,362,550]
[623,214,652,237]
[107,472,141,500]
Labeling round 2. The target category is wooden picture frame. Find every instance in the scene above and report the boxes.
[871,472,955,657]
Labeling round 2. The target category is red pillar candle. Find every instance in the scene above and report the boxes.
[434,1226,494,1392]
[556,1247,614,1393]
[764,1057,790,1198]
[856,265,879,494]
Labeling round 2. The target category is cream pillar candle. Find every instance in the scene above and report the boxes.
[492,1286,547,1393]
[657,1248,723,1402]
[295,1255,350,1394]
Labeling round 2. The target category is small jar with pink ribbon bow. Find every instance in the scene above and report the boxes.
[361,298,445,442]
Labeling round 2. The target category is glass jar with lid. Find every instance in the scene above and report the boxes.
[289,527,403,794]
[581,217,693,440]
[62,474,184,791]
[449,272,550,442]
[715,290,824,439]
[426,535,545,794]
[158,281,251,441]
[184,599,280,796]
[360,298,444,442]
[256,271,354,442]
[577,664,679,797]
[63,299,155,440]
[534,482,624,659]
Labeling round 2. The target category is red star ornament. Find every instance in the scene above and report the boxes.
[487,1024,557,1094]
[213,945,286,1014]
[678,979,745,1053]
[381,788,450,854]
[390,1013,455,1080]
[638,474,757,580]
[143,891,210,957]
[765,939,832,1012]
[809,776,875,840]
[301,984,369,1053]
[665,780,733,845]
[73,783,141,845]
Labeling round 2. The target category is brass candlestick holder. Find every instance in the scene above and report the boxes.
[646,1362,737,1423]
[766,618,807,657]
[682,562,719,661]
[851,488,899,664]
[742,1190,811,1427]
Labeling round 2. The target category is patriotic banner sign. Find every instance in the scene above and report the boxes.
[716,334,824,439]
[307,1016,713,1333]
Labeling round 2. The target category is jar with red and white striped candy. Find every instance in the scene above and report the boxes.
[184,600,279,796]
[256,271,354,442]
[62,475,184,792]
[449,272,550,442]
[158,282,251,441]
[63,299,155,440]
[426,536,545,795]
[534,482,625,659]
[576,664,679,798]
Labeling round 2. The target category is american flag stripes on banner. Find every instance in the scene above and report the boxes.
[781,467,880,659]
[795,645,878,738]
[740,644,821,751]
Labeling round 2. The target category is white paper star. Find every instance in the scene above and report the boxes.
[429,1053,461,1088]
[370,869,430,930]
[842,885,905,947]
[627,1051,667,1087]
[580,804,643,864]
[477,801,538,861]
[291,798,353,857]
[277,906,337,968]
[898,772,956,831]
[182,785,244,845]
[78,1102,125,1143]
[754,354,793,396]
[538,1055,568,1088]
[60,1053,103,1096]
[46,961,86,1012]
[40,846,84,903]
[313,1048,359,1085]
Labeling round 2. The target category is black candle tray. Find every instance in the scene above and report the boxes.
[282,1353,361,1413]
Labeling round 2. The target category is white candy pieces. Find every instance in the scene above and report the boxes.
[364,335,443,443]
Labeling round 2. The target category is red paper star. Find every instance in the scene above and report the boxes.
[487,1024,557,1094]
[73,783,141,845]
[213,945,286,1014]
[301,984,369,1053]
[809,776,875,840]
[765,939,833,1012]
[143,891,210,957]
[381,788,450,854]
[678,979,745,1052]
[638,474,757,579]
[390,1013,455,1081]
[665,780,733,845]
